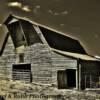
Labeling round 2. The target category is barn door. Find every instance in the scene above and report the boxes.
[57,70,67,89]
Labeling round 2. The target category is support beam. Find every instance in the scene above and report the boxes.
[79,63,81,90]
[76,69,78,90]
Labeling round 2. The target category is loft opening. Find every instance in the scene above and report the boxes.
[57,69,76,89]
[12,63,32,83]
[4,15,42,48]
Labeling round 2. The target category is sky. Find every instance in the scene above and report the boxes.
[0,0,100,56]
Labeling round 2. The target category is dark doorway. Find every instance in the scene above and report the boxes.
[57,69,76,89]
[67,69,76,88]
[12,63,32,83]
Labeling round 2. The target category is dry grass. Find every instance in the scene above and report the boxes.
[0,80,100,100]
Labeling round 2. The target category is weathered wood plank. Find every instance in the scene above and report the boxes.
[0,36,78,86]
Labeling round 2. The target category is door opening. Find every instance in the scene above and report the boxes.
[67,69,76,88]
[12,63,32,83]
[57,69,76,89]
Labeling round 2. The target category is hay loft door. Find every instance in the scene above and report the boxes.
[12,63,32,83]
[57,69,76,89]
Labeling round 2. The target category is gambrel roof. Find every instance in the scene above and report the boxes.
[0,14,87,56]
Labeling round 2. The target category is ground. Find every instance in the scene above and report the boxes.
[0,80,100,100]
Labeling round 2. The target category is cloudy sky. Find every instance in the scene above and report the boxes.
[0,0,100,56]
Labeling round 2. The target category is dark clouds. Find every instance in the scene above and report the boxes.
[0,0,100,56]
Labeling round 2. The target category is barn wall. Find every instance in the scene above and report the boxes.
[24,43,52,84]
[0,36,78,86]
[0,36,52,84]
[0,37,16,80]
[51,51,77,86]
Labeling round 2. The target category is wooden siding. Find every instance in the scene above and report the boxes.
[24,43,52,84]
[0,36,77,86]
[0,36,52,84]
[51,51,77,85]
[0,36,16,80]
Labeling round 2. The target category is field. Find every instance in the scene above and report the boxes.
[0,80,100,100]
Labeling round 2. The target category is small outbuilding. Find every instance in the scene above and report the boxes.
[0,14,100,90]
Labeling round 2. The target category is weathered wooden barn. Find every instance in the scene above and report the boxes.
[0,14,100,90]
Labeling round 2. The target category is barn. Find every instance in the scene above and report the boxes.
[0,14,100,90]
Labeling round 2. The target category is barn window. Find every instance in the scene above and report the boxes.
[19,53,24,63]
[57,69,76,89]
[12,63,32,83]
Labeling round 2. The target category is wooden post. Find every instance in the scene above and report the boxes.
[76,69,78,90]
[33,25,49,47]
[79,63,81,90]
[77,60,79,90]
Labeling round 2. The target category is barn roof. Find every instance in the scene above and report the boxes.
[51,48,99,61]
[39,26,86,54]
[0,14,87,56]
[0,25,9,56]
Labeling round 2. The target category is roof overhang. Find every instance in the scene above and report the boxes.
[50,48,99,61]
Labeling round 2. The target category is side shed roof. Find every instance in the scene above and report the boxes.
[51,48,99,61]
